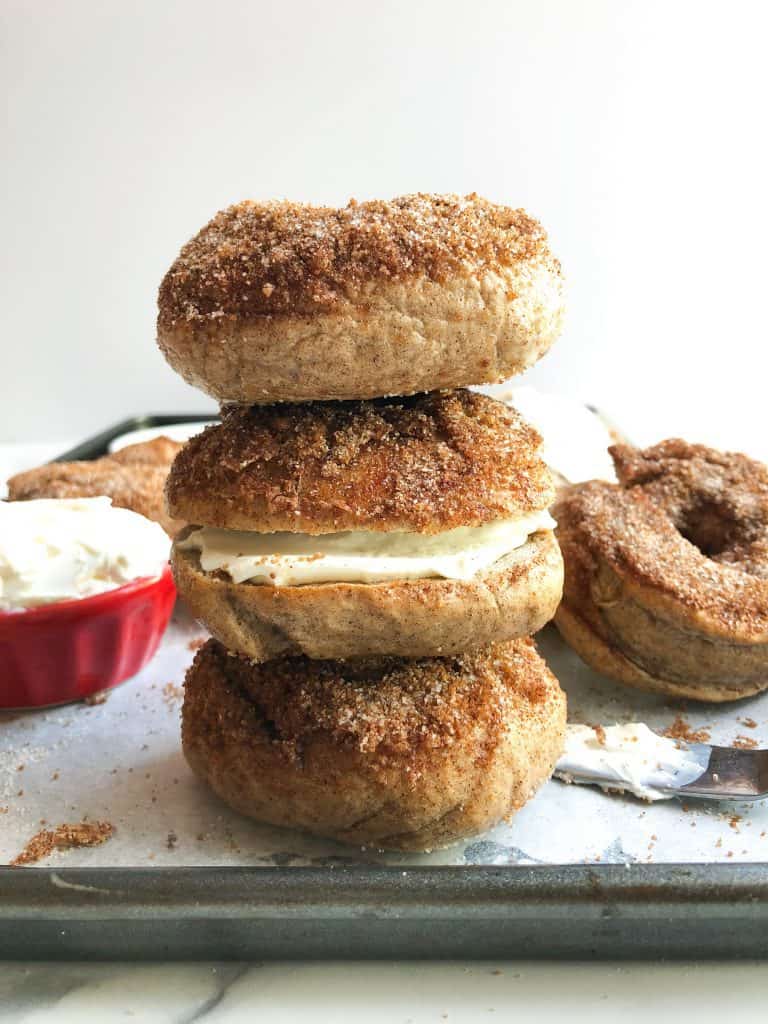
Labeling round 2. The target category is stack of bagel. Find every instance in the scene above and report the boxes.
[158,193,568,851]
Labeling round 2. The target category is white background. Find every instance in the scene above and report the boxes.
[3,0,767,451]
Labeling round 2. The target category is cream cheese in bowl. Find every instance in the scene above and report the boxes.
[0,497,170,611]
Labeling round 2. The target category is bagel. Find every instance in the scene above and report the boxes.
[172,528,563,661]
[157,193,565,404]
[168,390,562,658]
[182,637,566,851]
[554,440,768,701]
[166,389,554,535]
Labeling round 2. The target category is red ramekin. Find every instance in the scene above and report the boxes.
[0,566,176,709]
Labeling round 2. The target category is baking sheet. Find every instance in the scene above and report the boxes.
[2,606,766,871]
[3,409,767,960]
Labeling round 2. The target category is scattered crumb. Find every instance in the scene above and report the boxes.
[593,724,607,746]
[83,690,109,706]
[733,735,758,750]
[739,717,758,729]
[162,682,184,709]
[11,821,114,867]
[729,815,742,832]
[662,715,711,744]
[188,637,206,652]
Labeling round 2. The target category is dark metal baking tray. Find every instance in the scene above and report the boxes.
[53,413,217,463]
[2,864,767,960]
[6,412,767,961]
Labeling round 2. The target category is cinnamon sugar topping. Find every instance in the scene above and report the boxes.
[167,389,553,535]
[158,193,555,324]
[185,638,559,772]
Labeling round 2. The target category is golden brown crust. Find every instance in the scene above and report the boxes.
[156,194,565,404]
[166,390,554,534]
[554,440,768,701]
[7,438,185,537]
[171,528,563,661]
[159,193,556,323]
[182,638,566,850]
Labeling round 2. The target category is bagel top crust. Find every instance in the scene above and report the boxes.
[555,441,768,641]
[166,390,554,535]
[157,193,558,324]
[185,637,560,774]
[611,439,768,579]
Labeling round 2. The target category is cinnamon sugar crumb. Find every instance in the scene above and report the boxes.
[732,734,759,749]
[739,717,758,729]
[11,821,114,867]
[662,716,711,744]
[162,682,184,708]
[592,725,607,746]
[83,690,109,706]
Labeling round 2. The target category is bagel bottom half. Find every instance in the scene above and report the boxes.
[182,638,566,851]
[171,529,563,661]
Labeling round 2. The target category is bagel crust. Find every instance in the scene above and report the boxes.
[182,637,566,851]
[157,193,564,404]
[555,440,768,701]
[171,528,563,661]
[166,390,554,535]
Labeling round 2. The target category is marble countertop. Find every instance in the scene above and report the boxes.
[2,960,768,1022]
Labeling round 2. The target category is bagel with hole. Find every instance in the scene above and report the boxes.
[554,440,768,701]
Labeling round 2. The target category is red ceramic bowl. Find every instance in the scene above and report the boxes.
[0,566,176,708]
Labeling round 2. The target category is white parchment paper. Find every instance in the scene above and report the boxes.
[2,605,766,870]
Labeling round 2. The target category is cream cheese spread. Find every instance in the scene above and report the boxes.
[0,497,170,611]
[555,723,708,802]
[179,510,556,587]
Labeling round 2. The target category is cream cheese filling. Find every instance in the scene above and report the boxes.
[179,510,556,587]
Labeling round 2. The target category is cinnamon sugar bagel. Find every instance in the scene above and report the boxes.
[166,390,554,534]
[157,193,565,404]
[555,440,768,702]
[168,391,563,659]
[172,529,562,661]
[182,637,566,851]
